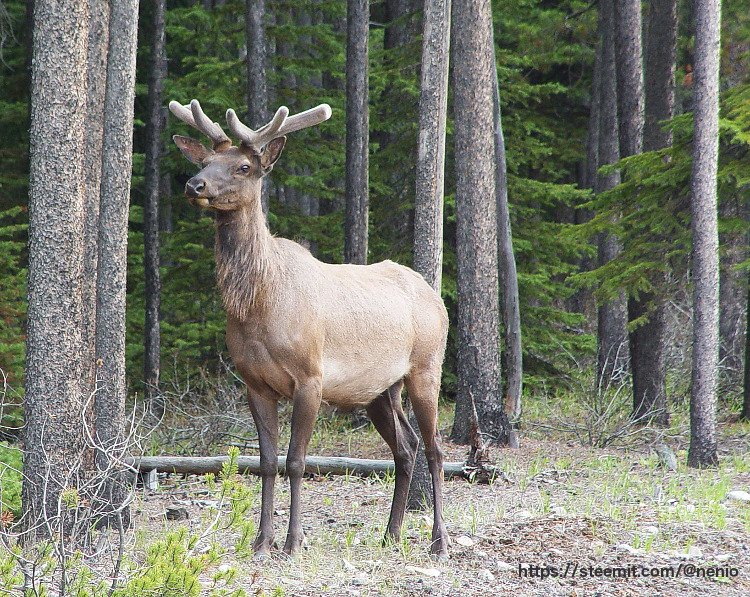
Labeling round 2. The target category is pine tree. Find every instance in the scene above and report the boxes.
[688,0,721,468]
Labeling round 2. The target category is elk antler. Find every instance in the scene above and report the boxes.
[168,99,232,150]
[225,104,332,151]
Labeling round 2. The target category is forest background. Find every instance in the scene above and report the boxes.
[0,0,749,428]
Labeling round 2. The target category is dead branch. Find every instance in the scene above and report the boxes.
[127,455,473,480]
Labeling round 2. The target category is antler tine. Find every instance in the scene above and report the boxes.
[226,106,289,150]
[168,100,198,128]
[168,99,231,149]
[226,104,332,151]
[189,100,231,148]
[276,104,332,137]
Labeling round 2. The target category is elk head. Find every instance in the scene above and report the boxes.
[169,99,332,211]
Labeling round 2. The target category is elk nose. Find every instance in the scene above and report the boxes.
[185,177,206,198]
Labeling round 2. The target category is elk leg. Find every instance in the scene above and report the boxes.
[247,392,278,558]
[283,378,322,555]
[405,372,449,558]
[365,380,418,542]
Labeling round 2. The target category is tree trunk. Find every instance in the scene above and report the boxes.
[570,11,603,320]
[245,0,270,214]
[344,0,369,265]
[584,28,603,193]
[95,0,139,524]
[718,194,747,392]
[492,31,522,441]
[628,0,677,426]
[23,0,92,539]
[82,0,110,409]
[409,0,451,511]
[596,0,627,386]
[144,0,166,416]
[742,273,750,420]
[614,0,644,159]
[450,0,509,446]
[687,0,721,468]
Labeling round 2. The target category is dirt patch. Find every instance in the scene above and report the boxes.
[129,437,750,596]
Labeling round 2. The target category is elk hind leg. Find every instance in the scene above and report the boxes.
[366,380,418,542]
[405,370,449,558]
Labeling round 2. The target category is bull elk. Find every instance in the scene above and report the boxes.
[169,99,450,558]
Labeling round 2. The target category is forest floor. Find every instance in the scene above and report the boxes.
[125,397,750,597]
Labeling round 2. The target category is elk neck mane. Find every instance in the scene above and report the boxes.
[214,201,278,319]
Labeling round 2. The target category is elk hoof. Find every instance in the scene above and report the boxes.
[282,533,307,556]
[430,537,449,560]
[252,535,275,559]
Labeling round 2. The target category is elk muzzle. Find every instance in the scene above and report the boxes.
[185,176,212,207]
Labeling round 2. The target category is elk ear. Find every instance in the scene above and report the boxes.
[173,135,214,165]
[260,136,287,172]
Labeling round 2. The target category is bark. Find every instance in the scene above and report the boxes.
[718,195,747,391]
[384,0,420,50]
[492,32,522,438]
[23,0,92,539]
[275,8,297,209]
[742,275,750,420]
[596,0,628,386]
[570,13,603,319]
[129,455,470,479]
[450,0,509,446]
[82,1,109,410]
[144,0,166,415]
[95,0,139,523]
[381,0,421,249]
[584,28,603,193]
[409,0,451,511]
[344,0,369,265]
[614,0,644,159]
[245,0,270,213]
[687,0,721,468]
[629,0,677,426]
[296,7,319,251]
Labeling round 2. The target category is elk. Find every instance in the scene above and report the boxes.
[169,99,450,558]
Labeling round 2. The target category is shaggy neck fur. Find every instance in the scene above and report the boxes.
[214,183,276,319]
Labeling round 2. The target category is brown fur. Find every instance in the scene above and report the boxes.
[174,124,450,558]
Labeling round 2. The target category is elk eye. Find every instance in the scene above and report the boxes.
[239,164,250,173]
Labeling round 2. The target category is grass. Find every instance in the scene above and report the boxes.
[2,381,750,594]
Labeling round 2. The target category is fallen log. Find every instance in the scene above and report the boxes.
[126,455,473,480]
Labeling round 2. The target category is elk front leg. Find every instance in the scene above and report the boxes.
[283,378,322,555]
[247,392,278,558]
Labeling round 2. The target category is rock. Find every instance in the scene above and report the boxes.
[715,554,731,562]
[165,506,189,521]
[641,525,659,536]
[455,535,474,547]
[405,565,441,578]
[616,543,644,556]
[217,564,231,574]
[496,561,515,572]
[687,545,703,559]
[654,444,678,472]
[516,510,532,520]
[727,490,750,503]
[343,559,357,572]
[137,468,159,491]
[479,569,495,582]
[351,573,370,586]
[196,499,219,509]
